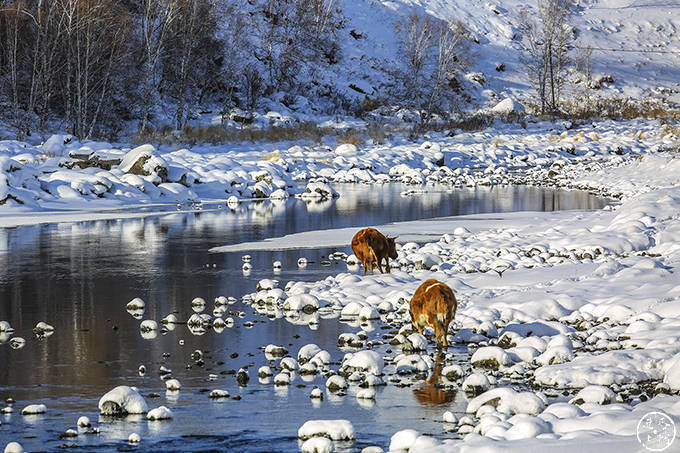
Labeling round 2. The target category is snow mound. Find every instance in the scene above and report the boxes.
[298,419,355,440]
[98,386,148,415]
[467,387,546,416]
[147,406,173,420]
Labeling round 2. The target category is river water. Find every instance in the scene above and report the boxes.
[0,184,606,451]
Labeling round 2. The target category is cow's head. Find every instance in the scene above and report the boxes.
[386,236,398,259]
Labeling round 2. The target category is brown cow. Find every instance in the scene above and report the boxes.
[351,227,398,276]
[409,279,457,348]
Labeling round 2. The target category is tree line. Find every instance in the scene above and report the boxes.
[0,0,345,139]
[0,0,579,140]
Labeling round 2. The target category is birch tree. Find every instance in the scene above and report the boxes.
[140,0,178,133]
[517,0,573,113]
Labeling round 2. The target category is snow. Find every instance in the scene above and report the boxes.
[98,386,148,415]
[147,406,173,420]
[298,420,355,440]
[341,350,384,376]
[467,387,547,416]
[165,379,181,391]
[77,416,90,427]
[3,442,24,453]
[389,429,420,451]
[301,437,333,453]
[21,404,46,415]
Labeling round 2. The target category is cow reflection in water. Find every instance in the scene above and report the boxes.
[413,353,457,406]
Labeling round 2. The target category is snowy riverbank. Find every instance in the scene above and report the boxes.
[1,118,677,227]
[3,117,680,452]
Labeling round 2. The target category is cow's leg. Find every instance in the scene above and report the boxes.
[385,257,391,273]
[370,248,383,274]
[362,260,367,276]
[440,320,449,348]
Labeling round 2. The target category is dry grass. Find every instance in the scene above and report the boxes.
[337,132,365,147]
[132,122,342,146]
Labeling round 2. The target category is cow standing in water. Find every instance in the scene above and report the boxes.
[409,279,457,348]
[351,228,398,275]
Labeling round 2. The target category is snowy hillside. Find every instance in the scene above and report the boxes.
[331,0,680,107]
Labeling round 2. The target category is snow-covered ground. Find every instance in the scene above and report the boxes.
[1,118,677,226]
[3,116,680,452]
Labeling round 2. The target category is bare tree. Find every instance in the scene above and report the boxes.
[395,12,469,126]
[517,0,573,113]
[56,0,132,138]
[140,0,178,133]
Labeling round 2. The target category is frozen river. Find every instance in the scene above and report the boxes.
[0,184,606,451]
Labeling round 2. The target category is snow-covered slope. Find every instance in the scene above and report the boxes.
[331,0,680,107]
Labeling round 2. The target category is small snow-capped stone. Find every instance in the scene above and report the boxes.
[0,321,12,332]
[126,298,145,310]
[98,386,148,415]
[214,296,228,306]
[273,260,282,269]
[298,362,319,375]
[258,366,274,377]
[389,429,420,451]
[3,442,25,453]
[160,314,177,324]
[471,346,515,369]
[443,411,457,423]
[569,385,616,405]
[280,357,298,371]
[274,372,291,385]
[310,350,331,368]
[395,354,433,374]
[341,350,383,376]
[257,279,278,291]
[467,387,546,416]
[301,437,333,453]
[298,257,308,268]
[191,297,206,309]
[237,368,249,386]
[534,345,574,366]
[338,332,364,348]
[264,344,288,357]
[139,320,158,332]
[147,406,173,420]
[442,364,464,380]
[310,386,323,399]
[402,333,428,352]
[128,433,141,443]
[77,416,91,427]
[165,379,181,391]
[462,373,490,395]
[283,294,319,312]
[9,337,25,349]
[209,389,230,399]
[326,375,348,392]
[21,404,46,415]
[33,321,54,334]
[298,419,355,440]
[241,254,251,262]
[298,344,322,364]
[301,182,338,200]
[242,262,252,271]
[359,305,380,320]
